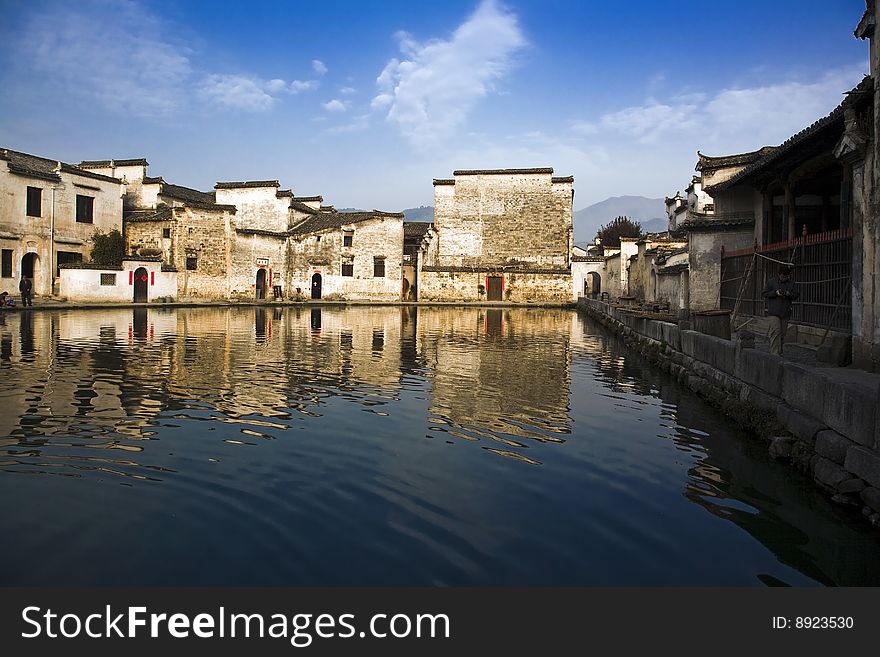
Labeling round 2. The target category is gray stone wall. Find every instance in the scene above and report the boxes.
[419,270,572,302]
[688,229,752,311]
[433,172,572,269]
[579,296,880,526]
[287,215,404,300]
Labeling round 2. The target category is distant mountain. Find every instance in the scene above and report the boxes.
[402,205,434,222]
[574,196,667,245]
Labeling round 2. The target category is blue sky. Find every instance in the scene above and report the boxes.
[0,0,870,210]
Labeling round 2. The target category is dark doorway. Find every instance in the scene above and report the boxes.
[487,275,503,301]
[311,273,322,299]
[21,252,38,295]
[133,267,148,302]
[256,268,267,300]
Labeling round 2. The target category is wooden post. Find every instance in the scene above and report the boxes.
[784,181,796,240]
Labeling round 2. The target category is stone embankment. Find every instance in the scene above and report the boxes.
[578,297,880,527]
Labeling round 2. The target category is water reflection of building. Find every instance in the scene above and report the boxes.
[418,308,573,462]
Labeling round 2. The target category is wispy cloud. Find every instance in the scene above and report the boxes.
[313,59,328,76]
[339,86,357,95]
[17,0,192,117]
[323,99,348,112]
[290,79,319,93]
[200,74,285,111]
[372,0,526,146]
[573,66,866,148]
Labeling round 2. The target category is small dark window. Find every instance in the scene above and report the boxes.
[76,195,94,223]
[186,256,198,271]
[100,273,116,286]
[162,228,171,238]
[373,257,385,278]
[316,236,321,242]
[26,187,42,217]
[1,249,12,278]
[341,260,353,277]
[343,230,353,247]
[56,250,83,277]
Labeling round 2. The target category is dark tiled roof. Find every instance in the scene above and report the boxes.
[124,206,173,222]
[215,180,280,189]
[452,167,554,175]
[58,162,121,183]
[432,179,455,186]
[404,221,433,239]
[1,148,124,183]
[79,158,148,168]
[679,214,755,231]
[293,195,323,202]
[160,182,215,205]
[290,200,319,215]
[113,158,148,167]
[143,176,164,184]
[572,255,604,262]
[1,148,62,182]
[695,147,776,172]
[658,263,689,275]
[236,228,288,238]
[276,189,293,198]
[709,76,874,192]
[551,175,574,183]
[289,210,403,237]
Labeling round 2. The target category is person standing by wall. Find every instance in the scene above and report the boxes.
[19,276,33,307]
[762,264,798,356]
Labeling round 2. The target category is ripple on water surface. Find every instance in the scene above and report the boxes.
[0,306,878,586]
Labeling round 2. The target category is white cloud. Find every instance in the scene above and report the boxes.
[339,86,357,95]
[17,0,192,116]
[313,59,328,76]
[372,0,526,146]
[323,99,348,112]
[291,79,319,93]
[574,66,866,148]
[200,74,281,111]
[265,78,287,93]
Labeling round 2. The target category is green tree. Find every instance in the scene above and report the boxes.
[596,215,642,248]
[90,229,126,267]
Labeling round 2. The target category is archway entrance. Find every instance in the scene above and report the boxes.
[311,273,322,299]
[587,272,602,297]
[255,268,267,300]
[21,252,39,296]
[133,267,148,302]
[487,275,503,301]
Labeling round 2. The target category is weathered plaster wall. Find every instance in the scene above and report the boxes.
[419,270,572,302]
[58,261,176,302]
[215,186,290,233]
[688,229,753,311]
[0,165,123,296]
[288,215,404,300]
[432,172,572,269]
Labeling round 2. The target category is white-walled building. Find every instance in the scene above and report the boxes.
[1,148,124,297]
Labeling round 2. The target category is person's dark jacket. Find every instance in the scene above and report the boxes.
[762,276,798,318]
[19,278,32,295]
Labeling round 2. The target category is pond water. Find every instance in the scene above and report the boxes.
[1,306,878,586]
